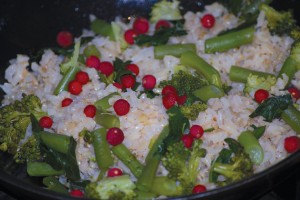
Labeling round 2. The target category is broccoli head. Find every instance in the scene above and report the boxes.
[180,102,207,121]
[244,73,276,95]
[85,175,136,200]
[13,135,41,164]
[150,0,182,23]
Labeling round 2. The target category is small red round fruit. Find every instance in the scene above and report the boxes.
[97,61,114,76]
[126,64,140,76]
[113,82,123,89]
[107,168,123,177]
[254,89,269,103]
[162,93,177,109]
[190,125,204,139]
[85,55,101,68]
[155,20,171,30]
[121,74,136,89]
[61,98,73,107]
[56,31,73,48]
[70,189,84,197]
[133,17,149,34]
[75,71,89,85]
[124,29,137,44]
[39,116,53,128]
[177,95,187,105]
[288,87,300,99]
[113,99,130,116]
[84,105,97,118]
[68,80,82,95]
[181,134,194,148]
[142,75,156,90]
[192,184,207,194]
[284,136,300,153]
[162,85,178,96]
[106,127,125,146]
[201,14,215,29]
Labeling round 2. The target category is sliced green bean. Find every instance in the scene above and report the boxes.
[91,19,114,40]
[27,162,65,177]
[94,92,119,112]
[193,85,225,102]
[42,176,68,194]
[83,44,100,58]
[277,57,298,85]
[281,105,300,134]
[95,112,120,129]
[40,131,70,154]
[154,44,196,59]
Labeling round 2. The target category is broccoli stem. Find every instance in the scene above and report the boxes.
[238,131,264,165]
[94,92,119,112]
[135,190,157,200]
[91,19,115,40]
[40,131,71,154]
[205,26,255,53]
[229,65,276,83]
[150,176,182,196]
[95,112,120,129]
[42,176,68,194]
[180,51,223,89]
[111,144,144,178]
[154,44,196,59]
[281,105,300,134]
[193,84,225,102]
[277,57,298,85]
[27,162,65,176]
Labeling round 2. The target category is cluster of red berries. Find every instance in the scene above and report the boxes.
[161,85,187,109]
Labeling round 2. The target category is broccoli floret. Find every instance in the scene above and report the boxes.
[260,4,300,40]
[14,136,41,164]
[244,74,276,95]
[150,0,182,23]
[162,139,206,195]
[85,175,136,200]
[180,102,207,121]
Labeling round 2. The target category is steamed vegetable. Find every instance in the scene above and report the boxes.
[244,74,276,95]
[150,0,182,23]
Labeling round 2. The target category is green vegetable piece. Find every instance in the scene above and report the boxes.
[151,176,182,196]
[281,105,300,134]
[179,102,207,121]
[59,40,81,75]
[13,135,41,164]
[94,92,119,112]
[83,44,100,58]
[150,0,182,23]
[205,26,255,53]
[193,85,225,102]
[91,19,114,40]
[40,131,71,154]
[251,125,266,139]
[27,162,65,176]
[244,73,276,95]
[112,22,128,50]
[135,190,157,200]
[154,44,196,59]
[95,112,120,129]
[43,176,68,194]
[238,131,264,165]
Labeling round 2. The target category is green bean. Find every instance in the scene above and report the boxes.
[205,26,255,53]
[111,144,144,178]
[95,112,120,129]
[193,85,225,102]
[229,65,276,83]
[42,176,68,194]
[238,130,264,165]
[83,44,101,58]
[180,51,223,88]
[91,19,114,40]
[154,44,196,59]
[281,105,300,134]
[40,131,70,154]
[27,162,64,177]
[94,92,119,111]
[277,57,298,85]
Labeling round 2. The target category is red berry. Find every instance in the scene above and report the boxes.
[162,85,178,96]
[121,74,136,89]
[107,168,123,177]
[254,89,269,103]
[85,55,101,68]
[61,98,73,107]
[177,95,187,105]
[126,64,140,76]
[288,87,300,99]
[201,14,215,29]
[113,82,123,89]
[84,105,97,118]
[155,20,171,30]
[39,116,53,128]
[68,80,82,95]
[162,93,177,109]
[97,61,114,76]
[106,127,125,146]
[181,134,194,148]
[142,75,156,90]
[113,99,130,116]
[56,31,73,48]
[284,136,300,153]
[190,125,204,139]
[70,189,84,197]
[133,17,149,34]
[124,29,137,44]
[75,71,89,85]
[192,184,207,194]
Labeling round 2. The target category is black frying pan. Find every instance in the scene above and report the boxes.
[0,0,299,199]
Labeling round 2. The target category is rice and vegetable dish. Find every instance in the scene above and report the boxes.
[0,0,300,199]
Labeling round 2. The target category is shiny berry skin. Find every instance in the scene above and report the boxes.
[288,87,300,99]
[70,189,84,197]
[84,105,97,118]
[39,116,53,128]
[121,74,136,89]
[106,127,125,146]
[113,82,123,89]
[113,99,130,116]
[181,134,194,148]
[126,64,140,76]
[56,31,73,48]
[190,125,204,139]
[192,184,207,194]
[107,168,123,177]
[201,14,215,28]
[68,80,82,95]
[284,136,300,153]
[254,89,269,103]
[75,71,89,85]
[85,55,101,68]
[142,75,156,90]
[155,20,171,30]
[162,85,178,96]
[177,95,187,105]
[124,29,137,44]
[97,61,114,76]
[61,98,73,107]
[162,93,177,109]
[133,17,149,34]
